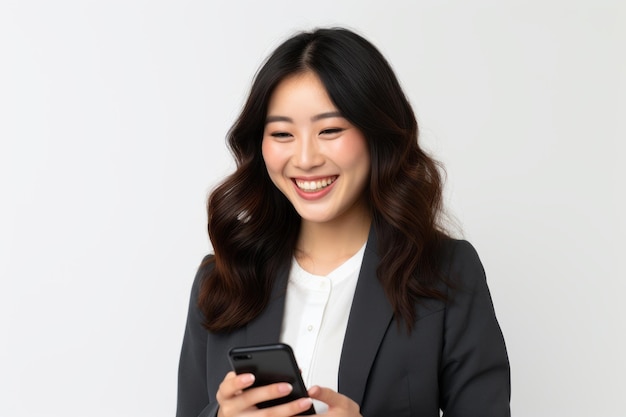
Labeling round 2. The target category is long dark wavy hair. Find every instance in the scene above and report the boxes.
[199,27,449,333]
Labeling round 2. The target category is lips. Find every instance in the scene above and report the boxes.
[294,176,338,192]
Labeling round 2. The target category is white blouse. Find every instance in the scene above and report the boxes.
[279,243,366,413]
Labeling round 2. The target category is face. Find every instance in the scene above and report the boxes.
[262,72,371,226]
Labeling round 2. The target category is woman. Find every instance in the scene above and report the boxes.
[177,28,510,417]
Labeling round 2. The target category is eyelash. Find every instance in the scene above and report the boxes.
[269,128,344,139]
[271,132,292,138]
[320,128,344,135]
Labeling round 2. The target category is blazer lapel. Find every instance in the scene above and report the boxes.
[245,264,290,345]
[338,227,394,406]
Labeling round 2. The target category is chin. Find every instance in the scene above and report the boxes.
[294,210,335,224]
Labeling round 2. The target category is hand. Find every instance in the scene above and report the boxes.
[308,386,362,417]
[216,371,314,417]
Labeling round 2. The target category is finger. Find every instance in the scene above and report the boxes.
[308,385,321,398]
[256,396,314,417]
[220,382,300,417]
[308,385,337,404]
[235,381,293,407]
[216,372,255,402]
[309,386,358,412]
[218,374,272,417]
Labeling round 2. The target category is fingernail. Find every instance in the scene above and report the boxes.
[299,397,313,408]
[277,383,293,393]
[241,373,255,383]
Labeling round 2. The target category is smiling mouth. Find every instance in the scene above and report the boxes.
[294,176,338,192]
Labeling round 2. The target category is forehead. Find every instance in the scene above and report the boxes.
[267,72,337,115]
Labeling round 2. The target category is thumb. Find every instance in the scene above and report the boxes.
[308,386,341,406]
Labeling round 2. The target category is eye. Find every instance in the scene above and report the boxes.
[270,131,293,139]
[320,128,344,136]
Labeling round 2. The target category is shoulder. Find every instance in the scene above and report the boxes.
[199,254,216,271]
[439,238,481,265]
[410,239,486,315]
[186,254,215,318]
[435,239,502,329]
[192,254,215,290]
[438,238,486,287]
[428,238,495,311]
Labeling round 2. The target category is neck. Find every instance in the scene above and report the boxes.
[295,206,372,275]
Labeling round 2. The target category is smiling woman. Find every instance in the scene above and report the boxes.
[177,27,510,417]
[262,72,371,237]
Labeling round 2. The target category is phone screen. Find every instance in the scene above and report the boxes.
[228,343,316,415]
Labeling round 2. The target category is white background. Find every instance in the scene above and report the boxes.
[1,1,624,416]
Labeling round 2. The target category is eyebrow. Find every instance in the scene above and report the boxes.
[265,111,343,125]
[312,111,343,121]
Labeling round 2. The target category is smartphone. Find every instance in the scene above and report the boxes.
[228,343,316,415]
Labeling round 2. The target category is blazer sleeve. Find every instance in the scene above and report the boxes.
[176,256,219,417]
[440,241,511,417]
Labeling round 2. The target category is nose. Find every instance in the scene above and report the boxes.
[293,136,324,170]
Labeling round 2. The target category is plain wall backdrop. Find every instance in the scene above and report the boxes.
[1,1,624,416]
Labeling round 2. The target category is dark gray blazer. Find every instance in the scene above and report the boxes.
[176,231,510,417]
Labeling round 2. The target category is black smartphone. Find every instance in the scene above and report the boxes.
[228,343,316,415]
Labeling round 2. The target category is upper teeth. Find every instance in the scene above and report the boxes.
[295,177,336,191]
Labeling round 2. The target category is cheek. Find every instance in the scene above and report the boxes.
[261,139,288,178]
[261,139,277,172]
[333,135,370,173]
